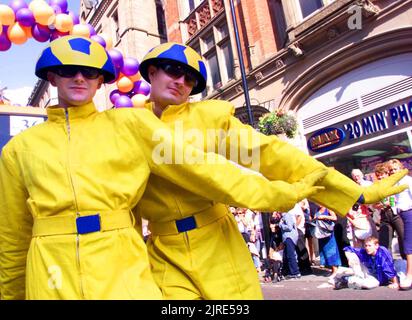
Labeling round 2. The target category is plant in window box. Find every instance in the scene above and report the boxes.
[257,109,298,139]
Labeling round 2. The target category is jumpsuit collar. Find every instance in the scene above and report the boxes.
[46,102,98,123]
[144,101,189,120]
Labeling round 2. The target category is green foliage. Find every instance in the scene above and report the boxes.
[257,110,298,138]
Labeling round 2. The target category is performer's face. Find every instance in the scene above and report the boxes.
[47,66,103,108]
[148,63,194,109]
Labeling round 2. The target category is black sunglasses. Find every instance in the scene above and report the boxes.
[157,62,198,87]
[52,66,102,80]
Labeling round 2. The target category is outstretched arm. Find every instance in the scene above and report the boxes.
[127,108,327,212]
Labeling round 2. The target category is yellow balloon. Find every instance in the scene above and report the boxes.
[8,23,28,45]
[117,77,134,93]
[131,94,148,108]
[55,13,73,33]
[32,4,55,26]
[99,33,113,50]
[70,24,90,38]
[0,4,15,26]
[29,0,48,11]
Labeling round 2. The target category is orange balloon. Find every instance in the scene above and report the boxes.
[0,4,15,26]
[117,77,134,93]
[71,24,90,38]
[129,72,141,82]
[55,13,73,33]
[32,4,55,26]
[22,26,32,38]
[8,23,28,45]
[131,94,147,108]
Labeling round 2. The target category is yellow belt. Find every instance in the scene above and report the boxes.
[149,203,229,236]
[32,210,134,237]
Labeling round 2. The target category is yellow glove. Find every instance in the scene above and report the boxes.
[362,169,408,204]
[292,168,328,202]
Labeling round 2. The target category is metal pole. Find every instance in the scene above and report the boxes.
[229,0,254,126]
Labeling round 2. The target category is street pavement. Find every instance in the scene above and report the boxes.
[260,266,412,300]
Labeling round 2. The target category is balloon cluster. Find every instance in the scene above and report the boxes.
[0,0,150,108]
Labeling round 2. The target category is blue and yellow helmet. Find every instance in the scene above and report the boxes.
[140,42,207,95]
[35,35,116,83]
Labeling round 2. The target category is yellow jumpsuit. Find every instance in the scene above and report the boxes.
[0,102,313,300]
[137,100,363,299]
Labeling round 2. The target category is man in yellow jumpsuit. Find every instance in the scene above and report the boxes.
[0,36,335,300]
[136,42,407,299]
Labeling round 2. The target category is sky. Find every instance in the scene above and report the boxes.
[0,0,80,105]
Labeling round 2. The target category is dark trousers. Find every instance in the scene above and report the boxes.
[379,208,405,259]
[283,238,300,276]
[297,229,312,274]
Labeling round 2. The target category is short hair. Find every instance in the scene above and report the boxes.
[374,162,388,175]
[364,236,379,245]
[387,159,404,169]
[351,168,363,177]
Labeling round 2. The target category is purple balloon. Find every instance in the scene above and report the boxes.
[87,24,96,37]
[48,0,68,13]
[114,95,133,108]
[9,0,28,13]
[109,90,121,104]
[32,24,51,42]
[0,27,12,51]
[50,4,62,14]
[91,35,106,48]
[121,57,139,76]
[107,49,124,70]
[133,80,151,96]
[50,29,69,41]
[67,10,79,25]
[16,8,35,27]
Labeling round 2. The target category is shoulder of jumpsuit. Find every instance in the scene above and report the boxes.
[189,100,235,124]
[104,106,176,144]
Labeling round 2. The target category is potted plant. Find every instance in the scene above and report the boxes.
[257,109,298,139]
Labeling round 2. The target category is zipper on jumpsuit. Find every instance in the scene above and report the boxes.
[65,109,86,299]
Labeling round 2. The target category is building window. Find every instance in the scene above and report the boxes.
[190,18,234,97]
[183,0,204,18]
[299,0,323,18]
[156,0,167,38]
[112,9,120,42]
[296,0,335,20]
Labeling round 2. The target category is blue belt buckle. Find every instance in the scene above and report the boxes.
[76,214,101,234]
[175,216,197,233]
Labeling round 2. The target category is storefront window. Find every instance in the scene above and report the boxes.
[318,132,412,181]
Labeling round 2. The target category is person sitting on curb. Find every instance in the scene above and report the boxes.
[333,236,399,290]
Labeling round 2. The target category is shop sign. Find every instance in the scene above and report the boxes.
[307,127,345,152]
[307,99,412,154]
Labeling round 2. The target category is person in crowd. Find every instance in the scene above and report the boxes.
[314,206,341,278]
[350,168,379,246]
[300,199,316,265]
[132,41,407,299]
[334,236,399,290]
[264,217,284,283]
[293,203,312,275]
[374,162,405,259]
[248,229,262,272]
[387,159,412,290]
[235,208,251,243]
[0,36,329,300]
[279,208,301,279]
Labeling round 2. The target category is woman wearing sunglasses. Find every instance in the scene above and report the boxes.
[135,42,408,299]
